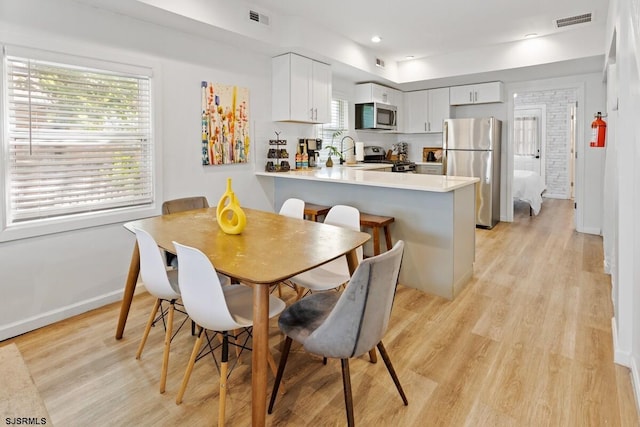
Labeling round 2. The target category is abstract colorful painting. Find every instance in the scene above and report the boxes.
[201,82,250,165]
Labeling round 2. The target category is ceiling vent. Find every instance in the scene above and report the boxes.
[249,10,270,26]
[375,57,385,68]
[554,12,592,28]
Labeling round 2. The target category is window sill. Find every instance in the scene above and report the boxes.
[0,204,160,243]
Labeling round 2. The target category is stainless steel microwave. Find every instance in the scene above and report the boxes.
[355,102,397,131]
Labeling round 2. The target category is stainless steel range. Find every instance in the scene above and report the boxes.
[363,146,416,173]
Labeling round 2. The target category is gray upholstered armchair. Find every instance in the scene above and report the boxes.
[268,240,408,426]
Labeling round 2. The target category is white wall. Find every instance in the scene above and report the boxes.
[0,0,278,340]
[605,0,640,413]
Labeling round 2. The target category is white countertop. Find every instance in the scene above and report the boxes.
[256,164,478,192]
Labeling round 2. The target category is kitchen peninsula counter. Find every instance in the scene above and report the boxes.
[257,166,478,300]
[256,165,476,192]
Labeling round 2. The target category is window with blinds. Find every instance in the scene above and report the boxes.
[3,51,153,225]
[318,98,348,159]
[513,116,539,156]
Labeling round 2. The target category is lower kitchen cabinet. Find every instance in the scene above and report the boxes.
[416,163,443,175]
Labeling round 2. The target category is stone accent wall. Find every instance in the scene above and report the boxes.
[515,88,577,198]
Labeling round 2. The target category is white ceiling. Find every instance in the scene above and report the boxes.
[252,0,609,63]
[73,0,610,87]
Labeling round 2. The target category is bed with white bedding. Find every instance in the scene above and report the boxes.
[513,170,546,215]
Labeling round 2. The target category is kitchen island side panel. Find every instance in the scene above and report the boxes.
[270,178,475,299]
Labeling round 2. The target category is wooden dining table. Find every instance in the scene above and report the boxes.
[116,207,370,426]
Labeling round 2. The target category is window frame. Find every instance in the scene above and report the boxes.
[318,97,349,162]
[0,44,162,242]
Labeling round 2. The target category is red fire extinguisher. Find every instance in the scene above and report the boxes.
[590,112,606,147]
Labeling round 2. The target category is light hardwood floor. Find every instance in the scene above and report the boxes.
[3,198,639,426]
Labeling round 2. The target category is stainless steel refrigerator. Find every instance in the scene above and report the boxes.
[443,117,502,229]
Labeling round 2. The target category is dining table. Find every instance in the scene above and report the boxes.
[116,206,370,426]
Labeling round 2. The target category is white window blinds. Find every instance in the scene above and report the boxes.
[318,98,348,158]
[4,52,153,223]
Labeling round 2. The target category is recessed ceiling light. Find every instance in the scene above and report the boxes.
[371,35,382,43]
[524,33,538,39]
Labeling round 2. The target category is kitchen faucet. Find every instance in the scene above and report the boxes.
[340,135,355,164]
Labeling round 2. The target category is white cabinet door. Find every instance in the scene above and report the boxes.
[404,89,450,133]
[312,60,331,123]
[449,82,504,105]
[449,85,475,105]
[355,83,399,105]
[272,53,331,123]
[289,53,313,122]
[427,87,450,133]
[404,90,429,133]
[371,84,390,103]
[474,82,504,104]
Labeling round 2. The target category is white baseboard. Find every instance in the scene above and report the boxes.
[0,284,147,342]
[611,319,640,415]
[631,354,640,418]
[578,226,602,236]
[612,317,632,366]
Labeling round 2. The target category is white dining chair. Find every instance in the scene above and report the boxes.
[134,227,231,394]
[173,241,286,426]
[278,198,305,219]
[133,227,184,394]
[289,205,363,299]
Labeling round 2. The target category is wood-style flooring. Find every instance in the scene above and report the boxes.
[3,198,639,426]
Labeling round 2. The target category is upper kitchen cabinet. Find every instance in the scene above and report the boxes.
[355,83,402,105]
[449,81,504,105]
[272,53,331,124]
[403,87,451,133]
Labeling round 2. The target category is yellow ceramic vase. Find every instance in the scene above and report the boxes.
[217,178,247,235]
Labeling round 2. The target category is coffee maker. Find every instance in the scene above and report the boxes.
[299,138,322,167]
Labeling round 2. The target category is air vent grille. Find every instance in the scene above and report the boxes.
[555,12,592,28]
[249,10,270,26]
[375,58,385,68]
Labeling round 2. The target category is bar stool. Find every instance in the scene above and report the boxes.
[360,213,395,256]
[303,203,331,222]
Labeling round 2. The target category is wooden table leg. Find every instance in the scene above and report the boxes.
[252,283,269,427]
[116,242,140,340]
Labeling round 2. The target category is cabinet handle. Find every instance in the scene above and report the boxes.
[424,122,427,132]
[314,108,318,120]
[310,108,314,120]
[469,92,472,102]
[428,122,431,132]
[474,91,478,102]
